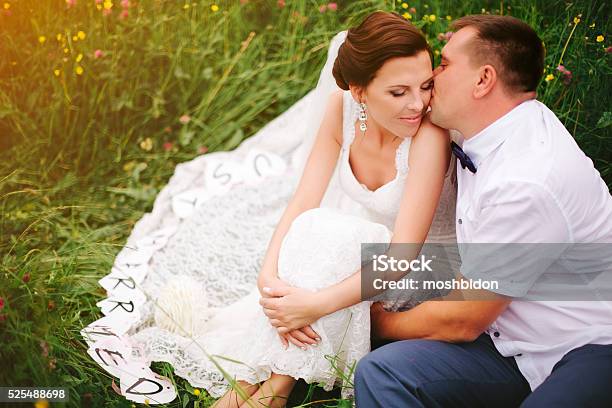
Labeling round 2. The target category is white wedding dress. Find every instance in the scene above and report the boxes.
[130,90,457,399]
[85,30,457,404]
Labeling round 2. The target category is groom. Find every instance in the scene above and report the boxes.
[354,15,612,408]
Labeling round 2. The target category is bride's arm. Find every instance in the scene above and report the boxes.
[319,118,451,309]
[260,118,451,328]
[257,90,344,294]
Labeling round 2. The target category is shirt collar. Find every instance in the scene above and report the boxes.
[463,99,537,167]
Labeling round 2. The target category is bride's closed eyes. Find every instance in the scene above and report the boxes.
[390,81,434,97]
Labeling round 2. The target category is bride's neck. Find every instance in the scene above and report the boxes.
[363,119,400,148]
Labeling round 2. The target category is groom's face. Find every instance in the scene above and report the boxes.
[429,27,480,130]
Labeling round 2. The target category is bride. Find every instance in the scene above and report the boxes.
[126,11,457,407]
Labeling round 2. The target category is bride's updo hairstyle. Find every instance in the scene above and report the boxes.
[332,11,432,90]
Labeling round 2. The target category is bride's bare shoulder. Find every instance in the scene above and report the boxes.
[409,114,451,167]
[328,89,345,115]
[414,114,449,142]
[324,89,346,145]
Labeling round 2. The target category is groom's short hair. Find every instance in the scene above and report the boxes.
[451,15,544,93]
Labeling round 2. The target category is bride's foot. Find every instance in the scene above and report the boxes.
[241,374,297,408]
[212,380,260,408]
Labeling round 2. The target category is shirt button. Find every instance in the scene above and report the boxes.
[493,331,500,338]
[458,218,463,224]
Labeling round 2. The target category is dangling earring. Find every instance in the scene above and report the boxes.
[358,102,368,134]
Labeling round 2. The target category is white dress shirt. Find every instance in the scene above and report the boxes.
[455,99,612,390]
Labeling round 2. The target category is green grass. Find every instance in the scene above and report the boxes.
[0,0,610,406]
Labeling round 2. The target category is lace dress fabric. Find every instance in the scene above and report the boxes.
[130,90,458,400]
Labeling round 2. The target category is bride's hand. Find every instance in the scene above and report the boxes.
[278,326,321,350]
[259,286,324,333]
[258,276,289,298]
[259,280,322,347]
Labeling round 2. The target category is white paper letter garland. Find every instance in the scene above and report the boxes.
[83,150,286,404]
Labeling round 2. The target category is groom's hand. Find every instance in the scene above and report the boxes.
[260,286,324,333]
[370,301,391,339]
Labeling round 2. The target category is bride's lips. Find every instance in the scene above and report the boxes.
[399,114,422,125]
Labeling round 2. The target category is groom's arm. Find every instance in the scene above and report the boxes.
[371,294,511,342]
[372,180,570,343]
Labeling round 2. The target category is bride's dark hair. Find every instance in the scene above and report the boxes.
[332,11,432,91]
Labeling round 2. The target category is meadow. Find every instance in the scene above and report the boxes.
[1,0,610,406]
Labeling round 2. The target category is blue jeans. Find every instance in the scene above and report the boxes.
[354,333,612,407]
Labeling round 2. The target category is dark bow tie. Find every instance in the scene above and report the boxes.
[450,141,477,173]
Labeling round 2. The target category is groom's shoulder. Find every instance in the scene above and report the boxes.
[498,101,587,180]
[490,101,610,217]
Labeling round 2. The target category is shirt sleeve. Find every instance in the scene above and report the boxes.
[459,181,571,297]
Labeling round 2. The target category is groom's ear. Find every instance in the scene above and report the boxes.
[472,64,497,99]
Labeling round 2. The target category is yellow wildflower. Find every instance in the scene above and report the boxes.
[401,2,408,9]
[183,3,189,9]
[77,30,86,40]
[38,35,46,44]
[103,0,113,10]
[34,400,49,408]
[429,14,436,22]
[123,161,136,172]
[76,53,83,62]
[402,12,412,20]
[140,137,153,151]
[56,33,63,41]
[194,389,201,396]
[596,35,604,42]
[3,3,10,10]
[75,65,84,75]
[53,69,61,76]
[211,4,219,11]
[545,74,554,82]
[96,3,102,10]
[434,50,440,56]
[446,15,452,21]
[64,47,69,53]
[589,23,595,28]
[73,35,78,41]
[573,16,580,25]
